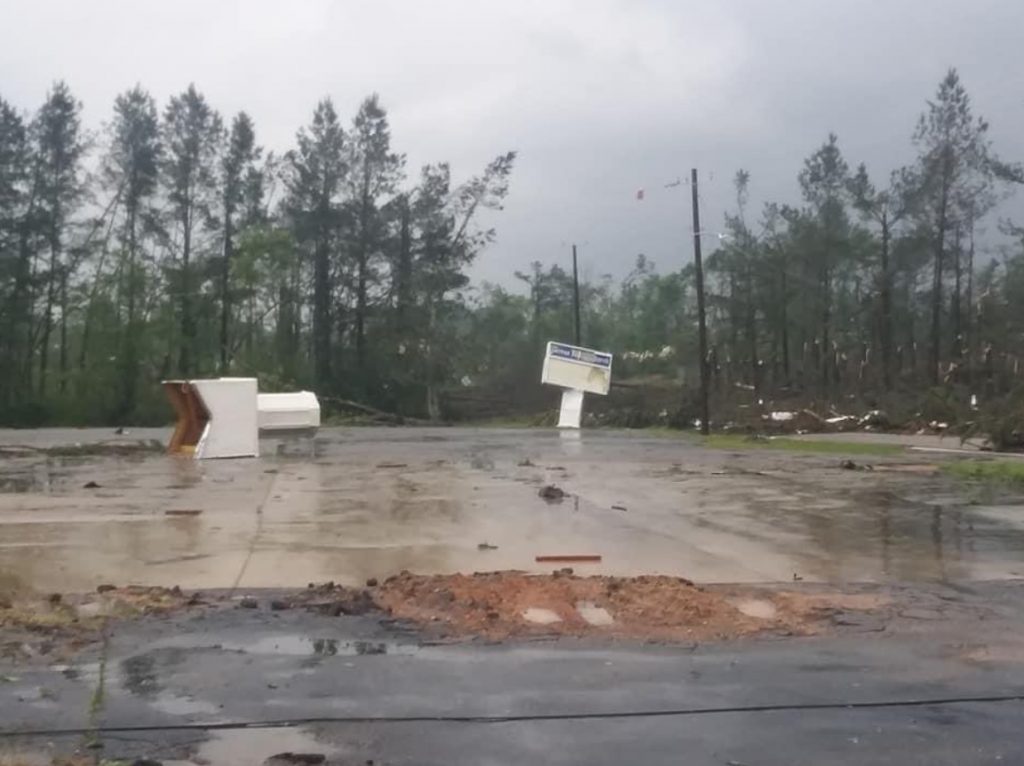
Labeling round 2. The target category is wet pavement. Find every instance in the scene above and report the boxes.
[5,427,1024,764]
[1,427,1024,593]
[3,588,1024,764]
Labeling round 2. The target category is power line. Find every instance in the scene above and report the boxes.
[3,693,1022,738]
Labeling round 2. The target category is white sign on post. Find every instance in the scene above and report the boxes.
[541,341,614,428]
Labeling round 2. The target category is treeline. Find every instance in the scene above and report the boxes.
[0,82,515,424]
[1,69,1023,427]
[699,69,1024,406]
[492,69,1024,424]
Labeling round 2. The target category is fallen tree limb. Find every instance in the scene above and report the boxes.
[320,397,433,425]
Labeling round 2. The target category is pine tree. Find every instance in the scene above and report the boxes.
[345,95,404,382]
[32,82,86,396]
[160,84,223,376]
[96,86,161,418]
[284,99,346,390]
[219,111,260,372]
[798,133,851,393]
[911,69,998,384]
[0,98,30,408]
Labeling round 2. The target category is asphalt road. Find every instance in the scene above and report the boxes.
[3,592,1024,765]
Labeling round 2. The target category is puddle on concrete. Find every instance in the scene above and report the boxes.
[221,636,419,657]
[0,467,71,493]
[72,655,224,720]
[147,691,221,716]
[5,427,1024,589]
[191,725,339,766]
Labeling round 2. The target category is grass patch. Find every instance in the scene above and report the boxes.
[704,434,904,456]
[943,459,1024,485]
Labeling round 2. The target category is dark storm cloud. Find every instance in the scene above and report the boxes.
[1,0,1021,284]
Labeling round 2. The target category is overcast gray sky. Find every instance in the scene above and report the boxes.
[2,0,1022,286]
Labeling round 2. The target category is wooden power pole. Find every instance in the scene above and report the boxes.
[571,243,582,346]
[690,168,710,435]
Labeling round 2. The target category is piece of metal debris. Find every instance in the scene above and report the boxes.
[538,484,566,501]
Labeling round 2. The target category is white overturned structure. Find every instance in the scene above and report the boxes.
[163,377,320,459]
[540,341,613,429]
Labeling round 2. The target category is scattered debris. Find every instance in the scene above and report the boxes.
[517,458,535,467]
[113,426,126,435]
[792,573,804,581]
[269,599,290,611]
[872,463,940,475]
[611,504,628,512]
[826,414,856,428]
[239,597,259,609]
[82,480,101,489]
[164,509,202,516]
[283,582,378,617]
[477,542,498,551]
[96,584,116,594]
[859,410,890,429]
[538,484,566,502]
[375,462,408,469]
[365,578,378,588]
[265,754,326,766]
[536,555,602,563]
[839,459,858,470]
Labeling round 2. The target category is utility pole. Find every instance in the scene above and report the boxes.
[690,168,710,435]
[571,243,582,345]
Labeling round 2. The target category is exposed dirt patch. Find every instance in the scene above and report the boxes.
[369,571,885,642]
[0,583,208,662]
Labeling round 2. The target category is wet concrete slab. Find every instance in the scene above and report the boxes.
[1,427,1023,593]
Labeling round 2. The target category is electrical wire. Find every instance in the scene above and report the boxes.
[3,692,1022,738]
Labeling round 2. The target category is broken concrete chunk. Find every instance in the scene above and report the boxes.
[576,601,614,626]
[732,599,777,620]
[522,607,562,625]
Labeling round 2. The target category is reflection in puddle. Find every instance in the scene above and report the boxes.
[0,468,70,493]
[109,651,223,719]
[222,636,417,657]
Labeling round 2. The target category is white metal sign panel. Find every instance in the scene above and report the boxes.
[541,342,613,396]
